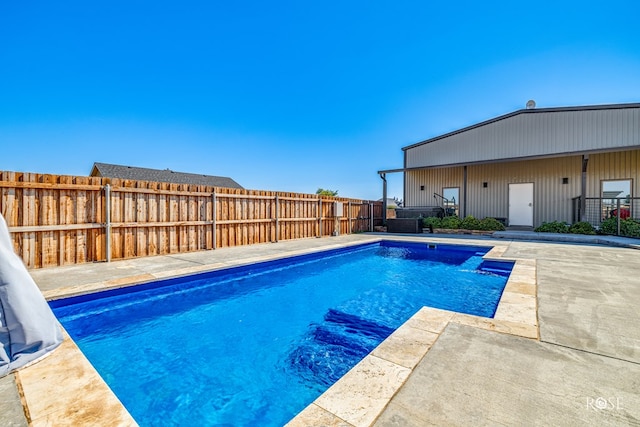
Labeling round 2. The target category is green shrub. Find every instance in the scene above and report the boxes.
[424,215,505,231]
[440,215,461,229]
[459,215,481,230]
[622,219,640,237]
[568,221,595,235]
[478,217,506,231]
[534,221,569,233]
[598,217,617,235]
[601,218,640,237]
[422,216,442,228]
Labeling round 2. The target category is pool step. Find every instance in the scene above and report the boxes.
[476,260,514,277]
[323,309,395,341]
[286,309,394,387]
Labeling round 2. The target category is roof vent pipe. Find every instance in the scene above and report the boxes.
[526,100,536,109]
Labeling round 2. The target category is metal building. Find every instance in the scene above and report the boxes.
[379,102,640,228]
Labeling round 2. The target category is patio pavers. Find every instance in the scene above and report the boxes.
[537,257,640,364]
[373,323,640,426]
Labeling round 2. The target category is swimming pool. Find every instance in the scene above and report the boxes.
[51,241,513,426]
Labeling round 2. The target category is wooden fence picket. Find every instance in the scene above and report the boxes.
[0,170,383,269]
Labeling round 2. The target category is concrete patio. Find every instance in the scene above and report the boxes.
[1,233,639,426]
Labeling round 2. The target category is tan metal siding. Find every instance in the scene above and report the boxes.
[466,157,582,225]
[405,167,464,207]
[406,108,640,168]
[587,150,640,197]
[406,157,583,226]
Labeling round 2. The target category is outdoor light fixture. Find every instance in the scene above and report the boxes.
[483,182,488,188]
[562,177,569,184]
[420,185,425,191]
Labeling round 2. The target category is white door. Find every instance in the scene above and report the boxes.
[508,183,534,226]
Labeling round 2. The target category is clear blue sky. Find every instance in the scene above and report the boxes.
[1,1,639,201]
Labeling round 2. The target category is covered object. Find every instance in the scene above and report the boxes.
[0,213,62,377]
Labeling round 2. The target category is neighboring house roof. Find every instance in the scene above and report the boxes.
[90,163,243,189]
[380,102,640,172]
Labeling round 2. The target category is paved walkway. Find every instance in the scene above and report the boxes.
[373,237,640,426]
[2,233,639,426]
[493,230,640,249]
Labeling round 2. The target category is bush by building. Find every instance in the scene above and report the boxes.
[422,215,505,232]
[568,221,596,235]
[599,217,640,238]
[534,221,569,233]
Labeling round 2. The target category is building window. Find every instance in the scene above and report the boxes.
[442,187,459,216]
[601,179,632,220]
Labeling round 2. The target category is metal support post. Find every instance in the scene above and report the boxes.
[580,155,589,222]
[380,173,387,224]
[616,198,621,236]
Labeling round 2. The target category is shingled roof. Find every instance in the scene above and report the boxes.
[90,163,243,189]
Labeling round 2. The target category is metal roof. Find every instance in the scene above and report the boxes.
[402,102,640,151]
[90,163,243,189]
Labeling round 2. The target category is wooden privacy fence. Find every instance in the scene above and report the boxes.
[0,171,383,269]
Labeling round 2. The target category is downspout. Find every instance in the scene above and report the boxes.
[580,155,589,222]
[379,172,387,224]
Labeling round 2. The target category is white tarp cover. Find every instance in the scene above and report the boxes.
[0,213,62,377]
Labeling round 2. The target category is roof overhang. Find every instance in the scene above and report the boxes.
[378,146,639,175]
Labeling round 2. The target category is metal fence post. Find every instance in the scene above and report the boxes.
[616,198,621,236]
[104,184,111,262]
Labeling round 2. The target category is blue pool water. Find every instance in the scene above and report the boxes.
[51,241,513,426]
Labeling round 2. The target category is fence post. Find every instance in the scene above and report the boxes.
[616,198,621,236]
[317,198,322,238]
[212,192,217,249]
[275,194,279,242]
[347,201,352,234]
[333,201,339,236]
[318,198,324,237]
[369,202,374,232]
[104,184,111,262]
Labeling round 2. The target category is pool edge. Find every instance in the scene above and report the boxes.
[22,235,537,427]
